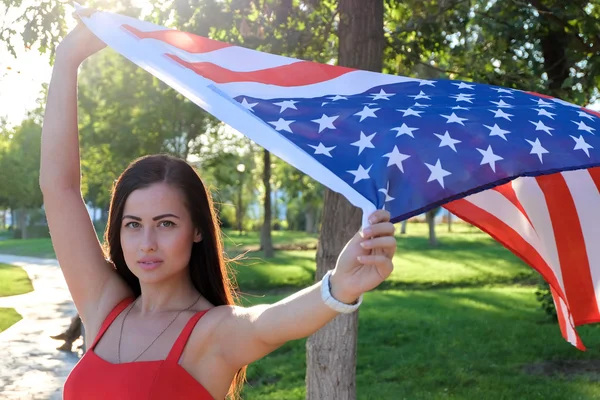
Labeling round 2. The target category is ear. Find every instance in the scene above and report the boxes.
[193,230,203,243]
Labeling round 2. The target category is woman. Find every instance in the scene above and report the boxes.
[39,16,397,400]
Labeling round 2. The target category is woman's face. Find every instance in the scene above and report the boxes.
[120,182,201,283]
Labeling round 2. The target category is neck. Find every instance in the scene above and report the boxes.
[136,276,201,315]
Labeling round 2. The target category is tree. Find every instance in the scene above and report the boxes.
[306,1,384,399]
[260,149,274,257]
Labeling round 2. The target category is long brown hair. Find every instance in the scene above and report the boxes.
[103,153,246,398]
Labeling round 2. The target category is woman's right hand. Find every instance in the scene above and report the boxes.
[56,9,106,66]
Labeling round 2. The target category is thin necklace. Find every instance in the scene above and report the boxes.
[118,293,202,363]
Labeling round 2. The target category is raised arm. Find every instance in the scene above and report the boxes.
[39,14,131,335]
[212,210,396,369]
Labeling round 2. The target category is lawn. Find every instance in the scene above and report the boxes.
[241,289,600,400]
[0,262,33,332]
[1,222,599,399]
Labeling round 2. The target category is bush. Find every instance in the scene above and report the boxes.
[535,279,557,321]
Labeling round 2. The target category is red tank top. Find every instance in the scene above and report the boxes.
[63,297,214,399]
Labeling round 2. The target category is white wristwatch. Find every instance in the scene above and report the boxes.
[321,270,363,313]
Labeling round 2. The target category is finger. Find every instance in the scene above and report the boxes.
[360,221,395,238]
[356,255,394,276]
[360,236,397,251]
[79,8,98,18]
[368,209,391,225]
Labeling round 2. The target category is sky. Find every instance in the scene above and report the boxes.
[0,0,153,127]
[0,1,598,128]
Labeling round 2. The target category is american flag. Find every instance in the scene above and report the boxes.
[77,5,600,349]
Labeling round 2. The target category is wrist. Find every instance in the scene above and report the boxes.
[54,48,84,71]
[329,271,360,304]
[320,271,363,314]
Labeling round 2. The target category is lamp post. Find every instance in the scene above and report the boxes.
[236,163,245,235]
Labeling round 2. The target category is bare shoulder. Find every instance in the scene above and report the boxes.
[186,305,251,351]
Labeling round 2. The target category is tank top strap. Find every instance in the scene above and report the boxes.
[166,309,210,364]
[89,296,135,350]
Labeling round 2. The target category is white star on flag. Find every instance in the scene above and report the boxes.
[424,159,452,188]
[578,110,596,121]
[491,87,514,94]
[452,105,470,111]
[268,118,294,133]
[311,114,338,133]
[489,108,513,121]
[530,120,555,135]
[354,105,380,122]
[533,98,555,108]
[525,138,549,163]
[273,100,298,113]
[351,131,376,154]
[434,131,461,152]
[328,95,347,101]
[413,102,430,108]
[308,142,335,157]
[378,182,396,203]
[441,112,468,126]
[490,99,514,108]
[240,98,258,111]
[571,135,593,157]
[383,146,411,172]
[451,93,474,103]
[572,120,596,134]
[369,89,394,100]
[452,82,476,90]
[391,123,419,138]
[410,91,431,100]
[418,80,436,86]
[477,145,503,172]
[397,107,424,117]
[484,124,511,140]
[534,108,556,119]
[348,164,372,184]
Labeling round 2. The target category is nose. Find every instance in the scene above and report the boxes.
[140,227,158,253]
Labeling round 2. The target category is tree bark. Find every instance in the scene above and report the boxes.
[306,1,383,399]
[261,149,274,257]
[400,219,408,234]
[426,209,437,247]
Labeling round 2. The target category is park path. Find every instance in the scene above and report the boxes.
[0,255,80,400]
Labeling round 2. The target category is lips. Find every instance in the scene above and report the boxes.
[138,257,163,271]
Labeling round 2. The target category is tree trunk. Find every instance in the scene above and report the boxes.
[426,210,437,247]
[261,149,274,257]
[400,219,408,234]
[447,210,452,233]
[18,208,28,240]
[306,1,383,399]
[305,207,316,234]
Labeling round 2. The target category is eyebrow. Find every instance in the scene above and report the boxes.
[122,213,181,221]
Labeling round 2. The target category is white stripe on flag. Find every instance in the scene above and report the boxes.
[562,169,600,314]
[217,71,420,99]
[511,176,564,290]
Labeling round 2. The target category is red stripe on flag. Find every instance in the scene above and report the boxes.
[491,183,534,227]
[536,173,600,326]
[167,54,355,86]
[123,24,232,53]
[526,91,554,99]
[582,107,600,118]
[444,198,566,300]
[588,167,600,192]
[550,286,585,350]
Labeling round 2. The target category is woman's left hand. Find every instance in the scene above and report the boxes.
[329,209,397,304]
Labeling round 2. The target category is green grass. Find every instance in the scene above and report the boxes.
[2,222,599,399]
[0,263,34,297]
[0,308,22,333]
[241,289,600,400]
[0,262,33,332]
